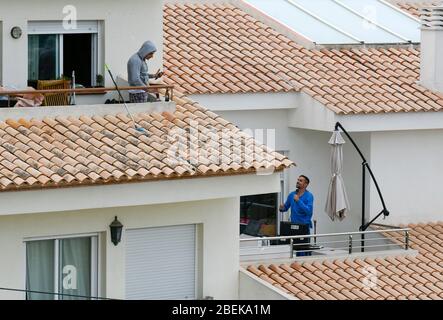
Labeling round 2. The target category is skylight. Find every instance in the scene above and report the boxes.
[243,0,420,45]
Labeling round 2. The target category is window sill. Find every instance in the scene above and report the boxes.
[74,88,107,95]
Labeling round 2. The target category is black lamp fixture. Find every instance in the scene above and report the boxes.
[109,216,123,246]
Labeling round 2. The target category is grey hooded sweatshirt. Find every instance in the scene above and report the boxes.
[127,41,157,87]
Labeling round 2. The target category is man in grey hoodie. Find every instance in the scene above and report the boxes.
[127,40,163,103]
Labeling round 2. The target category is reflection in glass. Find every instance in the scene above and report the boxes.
[28,34,59,81]
[26,240,55,300]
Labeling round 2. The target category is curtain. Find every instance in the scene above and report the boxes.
[26,240,55,300]
[59,237,91,300]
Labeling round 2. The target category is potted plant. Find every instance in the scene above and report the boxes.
[58,74,71,81]
[96,74,104,87]
[57,74,72,87]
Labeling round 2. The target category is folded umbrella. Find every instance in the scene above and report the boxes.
[325,130,350,221]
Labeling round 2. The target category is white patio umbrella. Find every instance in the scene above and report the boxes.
[325,130,350,221]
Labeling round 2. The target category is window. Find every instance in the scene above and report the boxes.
[240,151,290,236]
[28,34,60,81]
[25,235,98,300]
[240,193,279,236]
[27,21,101,88]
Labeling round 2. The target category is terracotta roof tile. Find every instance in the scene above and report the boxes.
[247,222,443,299]
[0,93,293,191]
[390,1,442,17]
[164,3,443,114]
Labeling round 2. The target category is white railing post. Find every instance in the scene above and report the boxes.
[348,235,353,254]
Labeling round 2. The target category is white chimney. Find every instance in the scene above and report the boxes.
[420,6,443,93]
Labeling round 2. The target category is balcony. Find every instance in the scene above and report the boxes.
[240,224,413,262]
[0,84,174,111]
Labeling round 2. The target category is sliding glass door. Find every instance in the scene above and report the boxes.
[28,33,96,87]
[28,34,59,81]
[59,237,92,300]
[26,236,98,300]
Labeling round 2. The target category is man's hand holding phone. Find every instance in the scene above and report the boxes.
[154,69,164,80]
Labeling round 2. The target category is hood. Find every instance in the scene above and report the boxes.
[137,41,157,59]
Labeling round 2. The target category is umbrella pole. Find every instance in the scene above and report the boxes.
[334,122,390,252]
[361,162,366,253]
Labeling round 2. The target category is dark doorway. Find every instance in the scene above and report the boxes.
[63,34,92,87]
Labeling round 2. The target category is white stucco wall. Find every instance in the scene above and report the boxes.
[0,197,240,300]
[218,105,443,229]
[238,268,295,300]
[217,109,367,235]
[287,92,336,132]
[0,0,163,88]
[369,129,443,225]
[187,92,299,111]
[289,128,369,234]
[0,172,281,216]
[190,85,443,230]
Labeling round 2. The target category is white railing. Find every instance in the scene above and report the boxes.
[0,84,174,107]
[240,227,410,258]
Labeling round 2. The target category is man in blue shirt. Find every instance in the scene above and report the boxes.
[279,175,314,256]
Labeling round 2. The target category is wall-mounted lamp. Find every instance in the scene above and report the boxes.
[109,216,123,246]
[10,26,22,39]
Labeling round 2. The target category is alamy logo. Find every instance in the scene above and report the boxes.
[62,265,77,290]
[63,5,78,30]
[166,120,278,176]
[362,266,378,289]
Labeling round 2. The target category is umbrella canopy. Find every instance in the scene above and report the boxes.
[325,131,350,221]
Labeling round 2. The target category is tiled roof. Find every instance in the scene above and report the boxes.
[390,1,442,17]
[246,222,443,300]
[164,4,295,94]
[0,94,293,192]
[164,3,443,114]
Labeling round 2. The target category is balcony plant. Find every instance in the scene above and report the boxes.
[96,74,104,87]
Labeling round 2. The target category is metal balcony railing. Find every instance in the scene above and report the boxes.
[0,84,174,107]
[240,227,410,258]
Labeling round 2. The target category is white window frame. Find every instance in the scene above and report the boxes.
[193,224,199,300]
[27,20,103,86]
[24,233,100,300]
[277,150,290,234]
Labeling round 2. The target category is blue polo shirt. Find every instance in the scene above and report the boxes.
[280,190,314,228]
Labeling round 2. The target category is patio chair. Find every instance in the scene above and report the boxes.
[37,80,71,106]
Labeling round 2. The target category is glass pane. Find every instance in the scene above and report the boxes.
[59,237,91,300]
[244,0,420,44]
[240,193,278,236]
[244,0,358,44]
[295,0,404,43]
[26,240,55,300]
[340,0,420,42]
[28,34,58,81]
